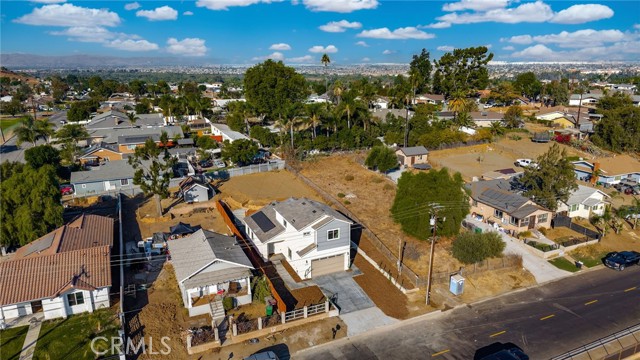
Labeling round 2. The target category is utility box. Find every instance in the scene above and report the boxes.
[449,274,465,296]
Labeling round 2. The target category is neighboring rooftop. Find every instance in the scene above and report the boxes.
[467,179,548,215]
[88,126,183,144]
[70,160,135,183]
[397,146,429,156]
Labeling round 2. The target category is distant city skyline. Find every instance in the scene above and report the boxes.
[1,0,639,64]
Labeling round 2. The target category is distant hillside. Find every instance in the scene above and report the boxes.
[0,53,208,68]
[0,67,39,85]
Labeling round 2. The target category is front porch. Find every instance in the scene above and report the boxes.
[185,276,252,317]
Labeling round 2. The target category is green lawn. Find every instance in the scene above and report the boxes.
[0,326,29,360]
[574,254,606,268]
[34,309,120,360]
[0,118,21,131]
[549,257,581,272]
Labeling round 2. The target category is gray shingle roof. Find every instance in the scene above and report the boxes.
[70,160,135,184]
[88,126,184,144]
[398,146,429,156]
[467,179,548,217]
[245,198,352,243]
[167,229,253,284]
[87,110,164,129]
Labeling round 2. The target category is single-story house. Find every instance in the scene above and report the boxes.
[179,176,213,203]
[211,123,250,143]
[85,110,164,130]
[306,93,331,104]
[167,229,254,317]
[0,215,114,323]
[467,179,553,235]
[78,143,123,166]
[370,108,413,122]
[572,156,640,185]
[569,94,604,107]
[396,146,429,167]
[70,160,136,196]
[244,197,352,280]
[470,111,504,127]
[373,96,389,109]
[87,126,184,147]
[415,94,445,105]
[557,185,609,218]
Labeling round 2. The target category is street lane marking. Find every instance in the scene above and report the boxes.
[432,349,450,357]
[584,300,598,306]
[490,330,506,337]
[624,287,637,292]
[540,314,555,321]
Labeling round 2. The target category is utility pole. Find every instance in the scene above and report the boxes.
[397,238,405,274]
[426,206,439,306]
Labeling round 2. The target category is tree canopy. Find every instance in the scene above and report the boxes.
[0,162,63,247]
[409,48,432,95]
[221,139,259,165]
[432,46,493,98]
[365,146,398,173]
[513,72,542,100]
[519,143,578,211]
[591,93,640,152]
[24,145,61,169]
[391,168,469,239]
[243,60,308,121]
[452,232,505,264]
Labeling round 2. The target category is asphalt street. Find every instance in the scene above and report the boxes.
[297,266,640,359]
[0,111,66,163]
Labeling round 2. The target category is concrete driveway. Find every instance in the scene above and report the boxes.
[313,268,374,314]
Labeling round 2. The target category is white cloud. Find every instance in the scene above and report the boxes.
[183,11,194,16]
[420,22,451,29]
[505,35,533,44]
[319,20,362,32]
[551,4,613,24]
[106,39,159,51]
[361,57,371,62]
[635,24,640,30]
[286,55,314,63]
[355,41,369,47]
[308,45,338,53]
[442,0,508,12]
[302,0,378,13]
[50,26,117,43]
[166,37,207,56]
[136,6,178,21]
[382,49,396,55]
[512,44,555,58]
[196,0,284,11]
[502,46,514,51]
[269,43,292,51]
[252,52,285,61]
[357,27,435,40]
[438,1,554,24]
[511,41,640,61]
[124,2,141,10]
[437,45,454,52]
[31,0,66,3]
[15,4,121,27]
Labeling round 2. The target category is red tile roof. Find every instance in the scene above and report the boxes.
[0,246,111,306]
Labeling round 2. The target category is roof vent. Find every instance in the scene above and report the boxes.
[312,210,317,213]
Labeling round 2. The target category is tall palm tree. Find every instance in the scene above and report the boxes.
[332,80,344,105]
[55,123,89,162]
[489,121,506,137]
[275,103,304,149]
[321,53,331,93]
[35,119,55,143]
[630,197,640,229]
[453,111,473,129]
[449,90,471,121]
[126,112,140,127]
[14,116,38,146]
[305,103,324,139]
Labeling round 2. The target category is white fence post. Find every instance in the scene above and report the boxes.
[258,317,262,330]
[281,312,286,324]
[325,300,329,313]
[303,306,308,318]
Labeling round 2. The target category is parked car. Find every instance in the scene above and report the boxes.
[60,185,74,195]
[475,343,529,360]
[213,159,225,169]
[198,159,213,168]
[244,351,279,360]
[624,186,640,195]
[514,159,537,168]
[603,251,640,271]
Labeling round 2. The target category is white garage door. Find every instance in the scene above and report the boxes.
[311,254,345,277]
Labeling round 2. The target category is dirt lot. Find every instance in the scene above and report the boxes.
[429,138,590,181]
[544,227,586,242]
[217,170,322,210]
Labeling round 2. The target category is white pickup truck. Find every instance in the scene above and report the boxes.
[515,158,538,168]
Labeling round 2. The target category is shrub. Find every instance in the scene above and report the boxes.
[452,232,506,264]
[365,146,398,173]
[251,275,271,303]
[345,174,355,181]
[337,193,346,198]
[518,230,532,239]
[383,183,394,191]
[222,297,234,311]
[344,200,351,205]
[538,227,548,235]
[371,176,383,183]
[508,134,522,141]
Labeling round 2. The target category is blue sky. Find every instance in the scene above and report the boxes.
[1,0,639,63]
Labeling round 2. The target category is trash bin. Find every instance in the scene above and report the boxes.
[266,304,273,316]
[474,227,482,234]
[575,261,583,269]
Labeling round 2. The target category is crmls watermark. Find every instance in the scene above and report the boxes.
[91,336,172,356]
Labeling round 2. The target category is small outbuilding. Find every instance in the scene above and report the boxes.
[178,176,213,203]
[395,146,429,167]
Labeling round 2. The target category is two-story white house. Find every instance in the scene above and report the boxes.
[243,198,352,280]
[557,185,610,218]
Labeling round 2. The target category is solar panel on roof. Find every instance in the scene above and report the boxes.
[22,232,56,256]
[252,212,275,232]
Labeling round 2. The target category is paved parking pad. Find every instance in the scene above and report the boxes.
[313,269,375,314]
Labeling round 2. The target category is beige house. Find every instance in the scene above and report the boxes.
[467,179,553,235]
[396,146,429,167]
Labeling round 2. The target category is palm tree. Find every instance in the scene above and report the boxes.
[126,112,140,127]
[35,119,55,143]
[340,93,357,130]
[55,124,89,162]
[630,197,640,229]
[305,103,324,139]
[489,121,506,137]
[321,53,331,93]
[275,103,304,149]
[453,111,473,129]
[332,80,343,105]
[611,215,624,234]
[449,90,471,121]
[14,116,38,146]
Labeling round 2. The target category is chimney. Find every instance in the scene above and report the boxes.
[591,162,600,185]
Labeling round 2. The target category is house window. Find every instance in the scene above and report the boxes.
[614,176,621,181]
[327,229,339,241]
[67,292,85,306]
[521,217,529,226]
[583,205,590,211]
[570,204,578,212]
[494,209,503,218]
[303,231,311,237]
[538,213,548,223]
[120,179,129,186]
[127,145,137,150]
[509,217,518,225]
[288,248,292,259]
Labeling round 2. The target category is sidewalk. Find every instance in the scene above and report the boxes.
[465,216,571,284]
[19,313,44,360]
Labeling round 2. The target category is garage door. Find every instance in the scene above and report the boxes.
[311,254,345,277]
